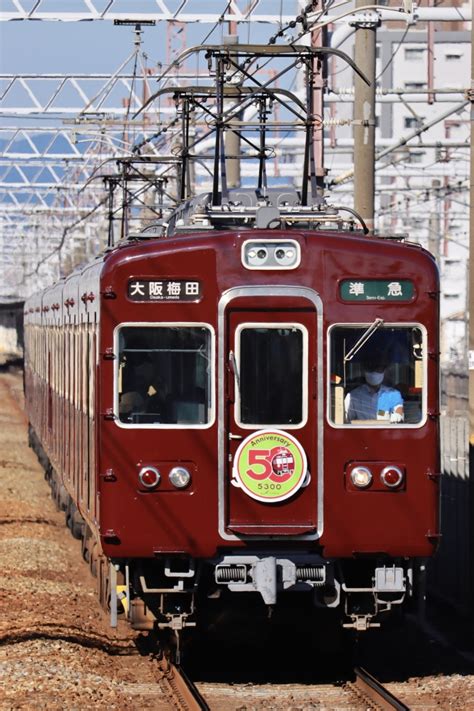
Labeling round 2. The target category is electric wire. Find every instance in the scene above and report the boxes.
[375,25,410,81]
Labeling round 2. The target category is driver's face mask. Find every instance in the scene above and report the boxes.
[364,370,384,386]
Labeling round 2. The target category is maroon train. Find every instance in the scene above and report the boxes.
[24,191,440,649]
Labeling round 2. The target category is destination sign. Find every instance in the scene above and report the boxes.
[340,279,414,302]
[128,279,202,302]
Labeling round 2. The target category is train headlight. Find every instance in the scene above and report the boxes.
[350,466,372,489]
[169,466,191,489]
[380,465,404,489]
[138,466,161,489]
[242,239,300,270]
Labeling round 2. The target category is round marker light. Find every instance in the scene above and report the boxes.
[350,466,372,489]
[169,466,191,489]
[138,466,161,489]
[380,465,404,489]
[286,249,295,259]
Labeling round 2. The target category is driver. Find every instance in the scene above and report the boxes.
[345,359,404,423]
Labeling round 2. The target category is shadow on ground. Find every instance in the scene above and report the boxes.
[165,600,474,686]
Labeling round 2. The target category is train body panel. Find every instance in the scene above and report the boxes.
[93,230,439,559]
[24,226,440,632]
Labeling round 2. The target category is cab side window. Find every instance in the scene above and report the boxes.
[329,324,425,426]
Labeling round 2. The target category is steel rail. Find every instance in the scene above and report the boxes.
[156,656,210,711]
[354,666,410,711]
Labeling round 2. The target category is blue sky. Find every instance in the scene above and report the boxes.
[1,21,177,73]
[0,10,282,74]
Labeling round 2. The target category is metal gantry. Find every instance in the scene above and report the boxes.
[0,73,175,117]
[0,0,302,24]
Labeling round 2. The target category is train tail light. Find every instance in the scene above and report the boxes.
[138,466,161,489]
[380,465,404,489]
[350,466,372,489]
[169,466,191,489]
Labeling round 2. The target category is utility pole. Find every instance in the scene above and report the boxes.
[225,8,241,189]
[353,1,378,233]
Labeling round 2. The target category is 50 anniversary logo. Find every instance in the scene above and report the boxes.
[232,429,308,503]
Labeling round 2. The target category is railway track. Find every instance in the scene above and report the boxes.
[156,655,210,711]
[156,658,410,710]
[348,666,410,710]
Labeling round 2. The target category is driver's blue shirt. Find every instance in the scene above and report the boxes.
[345,383,403,421]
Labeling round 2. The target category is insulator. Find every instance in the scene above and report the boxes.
[295,566,325,582]
[215,566,247,583]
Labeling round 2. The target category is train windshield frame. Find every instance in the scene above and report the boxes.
[328,322,427,428]
[114,322,215,428]
[234,322,308,429]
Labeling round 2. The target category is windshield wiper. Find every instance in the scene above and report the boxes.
[344,318,384,362]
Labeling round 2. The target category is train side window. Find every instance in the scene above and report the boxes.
[328,324,426,427]
[116,324,213,427]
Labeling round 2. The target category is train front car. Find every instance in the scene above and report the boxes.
[99,220,439,642]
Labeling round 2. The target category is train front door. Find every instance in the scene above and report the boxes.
[221,292,322,539]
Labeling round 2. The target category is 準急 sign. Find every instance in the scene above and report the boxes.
[340,279,413,302]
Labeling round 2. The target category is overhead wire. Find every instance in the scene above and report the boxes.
[375,25,410,82]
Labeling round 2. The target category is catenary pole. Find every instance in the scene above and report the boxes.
[353,1,378,233]
[224,7,241,189]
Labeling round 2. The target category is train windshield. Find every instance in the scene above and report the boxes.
[236,325,306,427]
[329,324,425,426]
[116,325,212,426]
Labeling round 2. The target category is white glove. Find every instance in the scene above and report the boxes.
[390,411,403,423]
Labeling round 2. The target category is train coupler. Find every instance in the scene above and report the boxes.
[214,555,328,605]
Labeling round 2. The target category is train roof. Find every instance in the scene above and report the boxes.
[24,207,438,316]
[104,224,437,275]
